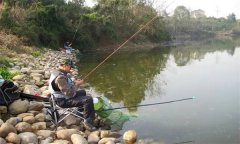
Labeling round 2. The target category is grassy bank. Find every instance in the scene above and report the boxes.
[0,31,44,79]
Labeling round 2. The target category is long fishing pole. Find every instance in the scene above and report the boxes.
[98,97,195,111]
[82,0,177,80]
[82,15,158,80]
[173,140,195,144]
[70,20,81,45]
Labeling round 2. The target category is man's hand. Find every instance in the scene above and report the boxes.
[75,79,84,87]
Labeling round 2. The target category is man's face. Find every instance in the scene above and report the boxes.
[63,64,71,73]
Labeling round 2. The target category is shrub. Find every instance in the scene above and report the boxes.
[31,51,41,57]
[0,58,10,67]
[0,67,12,80]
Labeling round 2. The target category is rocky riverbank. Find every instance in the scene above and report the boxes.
[0,49,137,144]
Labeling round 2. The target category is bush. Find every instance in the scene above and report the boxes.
[31,51,41,57]
[0,58,11,67]
[0,67,12,80]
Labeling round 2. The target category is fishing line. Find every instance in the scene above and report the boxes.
[97,97,195,111]
[82,0,177,80]
[70,20,82,45]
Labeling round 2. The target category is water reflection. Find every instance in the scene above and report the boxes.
[171,39,236,66]
[80,49,170,112]
[79,38,240,142]
[79,38,238,112]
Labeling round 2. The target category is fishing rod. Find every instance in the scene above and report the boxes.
[98,97,195,111]
[173,140,195,144]
[82,0,177,80]
[82,15,158,80]
[70,20,82,45]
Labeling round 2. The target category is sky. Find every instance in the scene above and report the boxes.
[167,0,240,18]
[84,0,240,19]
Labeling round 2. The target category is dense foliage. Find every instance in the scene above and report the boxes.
[0,0,170,51]
[0,1,239,51]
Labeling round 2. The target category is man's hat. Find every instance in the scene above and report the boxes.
[61,59,75,68]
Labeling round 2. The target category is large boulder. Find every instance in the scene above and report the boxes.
[28,101,44,111]
[71,134,88,144]
[18,132,38,144]
[0,137,7,144]
[22,115,35,124]
[53,139,71,144]
[123,130,137,144]
[8,99,29,114]
[0,123,17,138]
[35,113,46,122]
[39,137,53,144]
[20,67,32,74]
[98,138,116,144]
[36,130,55,139]
[88,131,100,144]
[6,117,22,126]
[6,132,21,144]
[56,129,80,140]
[15,122,32,133]
[17,113,33,119]
[64,115,79,126]
[32,122,46,131]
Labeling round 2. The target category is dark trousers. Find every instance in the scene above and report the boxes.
[56,90,95,122]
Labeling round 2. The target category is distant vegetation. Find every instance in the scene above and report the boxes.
[165,6,240,41]
[0,1,239,52]
[0,0,170,51]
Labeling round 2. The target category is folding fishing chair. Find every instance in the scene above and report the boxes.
[46,94,85,127]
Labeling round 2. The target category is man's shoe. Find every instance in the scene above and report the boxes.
[83,120,96,131]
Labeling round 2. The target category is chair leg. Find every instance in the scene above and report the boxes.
[48,94,87,127]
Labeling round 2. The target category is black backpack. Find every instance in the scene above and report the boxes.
[0,80,20,106]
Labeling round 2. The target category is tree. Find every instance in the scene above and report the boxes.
[191,9,206,19]
[0,0,171,50]
[172,6,191,37]
[173,6,190,21]
[227,13,236,22]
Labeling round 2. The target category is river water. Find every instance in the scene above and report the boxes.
[79,39,240,144]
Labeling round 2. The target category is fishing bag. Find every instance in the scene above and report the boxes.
[0,79,20,106]
[94,96,130,125]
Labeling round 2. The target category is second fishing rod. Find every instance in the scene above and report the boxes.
[96,97,196,112]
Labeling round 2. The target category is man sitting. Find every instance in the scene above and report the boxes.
[48,59,96,131]
[64,41,75,54]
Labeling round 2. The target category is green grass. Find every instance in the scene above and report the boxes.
[0,67,13,80]
[31,51,41,58]
[0,58,20,79]
[0,67,20,80]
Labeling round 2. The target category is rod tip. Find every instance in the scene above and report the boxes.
[192,96,196,99]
